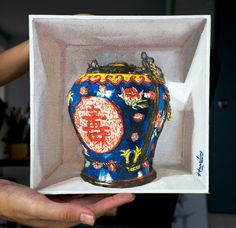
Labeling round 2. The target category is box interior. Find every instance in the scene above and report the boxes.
[30,16,209,193]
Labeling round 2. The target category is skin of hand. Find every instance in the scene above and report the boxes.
[0,179,135,227]
[0,40,29,86]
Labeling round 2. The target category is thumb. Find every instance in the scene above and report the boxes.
[79,211,96,226]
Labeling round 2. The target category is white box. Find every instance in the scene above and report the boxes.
[29,15,210,194]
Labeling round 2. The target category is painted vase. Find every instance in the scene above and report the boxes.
[68,52,171,188]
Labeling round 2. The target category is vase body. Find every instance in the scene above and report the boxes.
[68,54,170,187]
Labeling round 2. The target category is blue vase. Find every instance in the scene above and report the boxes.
[68,52,171,188]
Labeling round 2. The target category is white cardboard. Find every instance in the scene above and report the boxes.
[29,15,210,194]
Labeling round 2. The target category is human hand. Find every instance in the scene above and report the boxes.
[0,179,135,227]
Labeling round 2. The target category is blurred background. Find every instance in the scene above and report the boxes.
[0,0,235,227]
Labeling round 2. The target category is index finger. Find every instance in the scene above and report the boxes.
[91,193,135,217]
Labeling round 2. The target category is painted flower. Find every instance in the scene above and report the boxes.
[137,171,143,178]
[163,94,167,100]
[142,160,150,168]
[99,85,107,93]
[85,160,91,168]
[155,113,161,123]
[107,160,116,172]
[118,87,148,109]
[124,87,141,99]
[131,132,139,142]
[155,113,163,130]
[144,91,156,100]
[80,86,88,95]
[93,161,103,169]
[97,85,113,98]
[133,113,145,122]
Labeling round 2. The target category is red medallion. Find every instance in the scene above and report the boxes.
[74,97,124,154]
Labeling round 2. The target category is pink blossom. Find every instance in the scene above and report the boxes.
[131,132,139,142]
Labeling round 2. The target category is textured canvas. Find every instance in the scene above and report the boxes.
[29,15,210,193]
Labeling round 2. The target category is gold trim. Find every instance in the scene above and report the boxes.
[77,73,152,85]
[148,61,172,120]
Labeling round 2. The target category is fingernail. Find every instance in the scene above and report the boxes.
[121,193,136,202]
[129,194,136,202]
[80,212,95,226]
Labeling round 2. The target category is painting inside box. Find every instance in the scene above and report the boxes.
[68,52,171,188]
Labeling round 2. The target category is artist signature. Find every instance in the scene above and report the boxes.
[196,151,204,177]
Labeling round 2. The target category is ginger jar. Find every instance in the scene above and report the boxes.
[68,52,171,188]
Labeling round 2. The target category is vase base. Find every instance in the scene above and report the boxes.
[81,169,157,188]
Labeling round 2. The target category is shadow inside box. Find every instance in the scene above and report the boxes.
[34,162,191,194]
[155,164,191,179]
